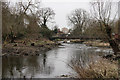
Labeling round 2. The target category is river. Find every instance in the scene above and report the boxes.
[2,43,113,78]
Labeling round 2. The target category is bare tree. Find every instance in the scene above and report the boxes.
[37,7,55,28]
[83,19,105,38]
[15,0,41,33]
[2,0,41,42]
[18,0,40,15]
[2,2,12,41]
[67,9,89,34]
[91,0,120,55]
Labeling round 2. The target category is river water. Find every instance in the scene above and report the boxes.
[2,43,113,78]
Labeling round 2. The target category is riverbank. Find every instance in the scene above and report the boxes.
[63,39,110,48]
[66,39,120,61]
[2,43,119,78]
[2,39,60,56]
[83,40,120,61]
[83,40,110,48]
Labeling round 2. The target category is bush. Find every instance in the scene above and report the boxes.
[16,32,25,39]
[40,27,53,39]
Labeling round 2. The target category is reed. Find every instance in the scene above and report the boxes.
[69,58,118,78]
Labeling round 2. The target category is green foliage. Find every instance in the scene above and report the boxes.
[53,28,58,34]
[40,27,53,39]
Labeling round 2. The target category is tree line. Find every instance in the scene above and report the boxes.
[2,0,120,55]
[2,0,57,43]
[67,0,120,55]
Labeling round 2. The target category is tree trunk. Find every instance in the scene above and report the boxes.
[108,39,120,55]
[105,26,120,55]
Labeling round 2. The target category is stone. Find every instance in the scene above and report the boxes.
[31,43,35,46]
[24,53,28,56]
[36,53,39,56]
[14,43,18,46]
[103,54,113,59]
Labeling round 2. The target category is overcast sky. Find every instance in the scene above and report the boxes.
[41,0,120,29]
[7,0,92,29]
[41,1,90,29]
[5,0,120,29]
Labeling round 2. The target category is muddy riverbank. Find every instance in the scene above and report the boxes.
[63,39,111,48]
[83,40,110,48]
[2,40,60,56]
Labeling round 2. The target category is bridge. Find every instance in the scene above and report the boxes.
[51,35,107,40]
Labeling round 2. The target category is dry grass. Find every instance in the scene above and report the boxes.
[83,40,110,47]
[69,58,118,78]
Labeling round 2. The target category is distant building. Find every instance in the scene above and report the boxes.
[57,29,61,33]
[62,27,69,34]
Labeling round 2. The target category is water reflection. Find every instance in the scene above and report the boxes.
[2,56,24,78]
[2,53,54,78]
[2,43,108,78]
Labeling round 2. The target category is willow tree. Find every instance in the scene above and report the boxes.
[91,0,120,55]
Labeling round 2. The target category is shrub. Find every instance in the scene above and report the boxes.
[69,58,118,78]
[40,27,53,39]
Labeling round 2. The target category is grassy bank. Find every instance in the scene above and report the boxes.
[2,38,60,56]
[83,40,110,48]
[69,58,118,78]
[68,40,119,79]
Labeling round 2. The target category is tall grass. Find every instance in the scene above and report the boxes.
[69,58,118,78]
